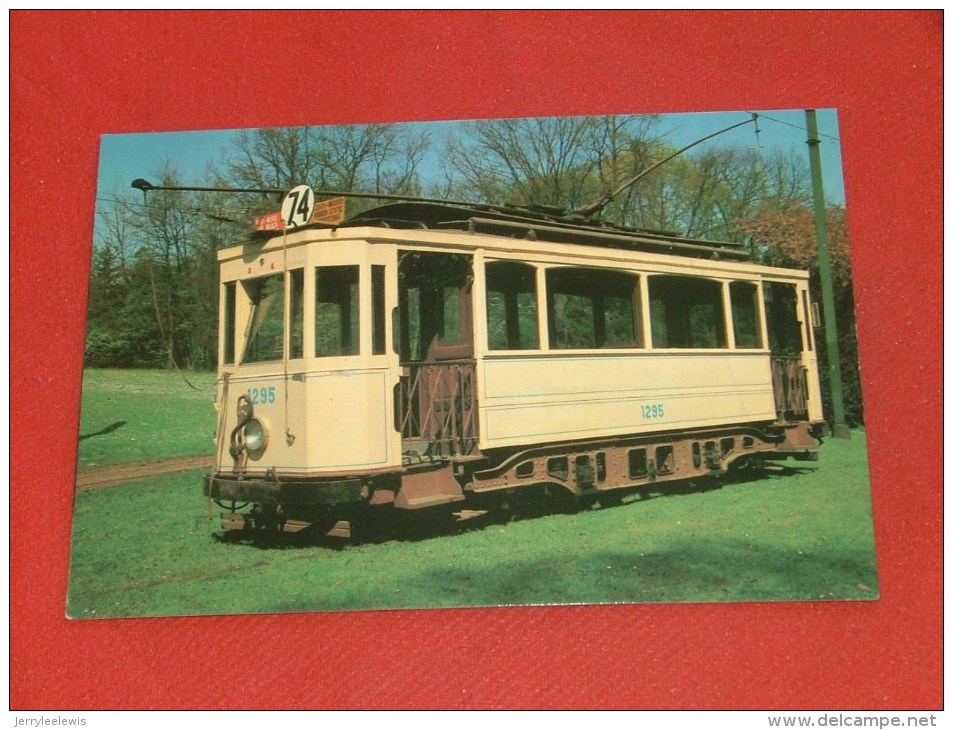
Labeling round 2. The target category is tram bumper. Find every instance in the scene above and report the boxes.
[204,474,365,506]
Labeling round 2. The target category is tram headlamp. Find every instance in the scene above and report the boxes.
[243,418,268,452]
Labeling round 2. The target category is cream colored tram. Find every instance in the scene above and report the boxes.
[205,199,824,536]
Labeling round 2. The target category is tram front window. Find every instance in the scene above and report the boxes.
[241,274,285,364]
[316,265,360,357]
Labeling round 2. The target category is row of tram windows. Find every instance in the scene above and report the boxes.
[221,256,809,365]
[484,260,807,355]
[222,265,386,365]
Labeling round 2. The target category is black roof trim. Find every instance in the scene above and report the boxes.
[346,202,749,261]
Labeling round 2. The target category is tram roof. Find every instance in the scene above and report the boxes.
[264,201,751,262]
[348,202,749,261]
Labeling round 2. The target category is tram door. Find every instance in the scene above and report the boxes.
[765,281,810,421]
[397,252,478,457]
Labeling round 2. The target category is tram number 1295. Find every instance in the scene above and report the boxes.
[249,386,277,405]
[641,403,665,419]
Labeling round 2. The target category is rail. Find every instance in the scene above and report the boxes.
[771,356,808,421]
[399,360,479,458]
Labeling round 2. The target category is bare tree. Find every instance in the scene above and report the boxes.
[442,117,597,208]
[218,123,430,214]
[226,127,325,191]
[440,115,662,213]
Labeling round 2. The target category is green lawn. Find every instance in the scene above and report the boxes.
[77,368,218,467]
[67,432,878,618]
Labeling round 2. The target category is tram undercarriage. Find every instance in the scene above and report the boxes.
[205,419,819,540]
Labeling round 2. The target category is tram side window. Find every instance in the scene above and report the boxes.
[241,274,285,364]
[316,266,360,357]
[764,281,804,356]
[485,261,539,350]
[730,281,763,349]
[649,275,726,349]
[546,267,641,349]
[222,282,236,365]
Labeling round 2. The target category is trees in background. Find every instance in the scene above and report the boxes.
[440,115,657,210]
[86,115,861,423]
[220,124,429,218]
[88,124,430,371]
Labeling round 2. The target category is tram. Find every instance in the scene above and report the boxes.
[204,188,823,537]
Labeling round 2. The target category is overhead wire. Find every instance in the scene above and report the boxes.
[745,111,841,143]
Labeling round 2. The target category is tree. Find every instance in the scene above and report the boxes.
[219,123,431,217]
[225,127,325,192]
[738,202,852,287]
[132,168,202,369]
[437,117,812,248]
[86,124,436,371]
[611,145,810,241]
[440,115,660,210]
[86,167,225,370]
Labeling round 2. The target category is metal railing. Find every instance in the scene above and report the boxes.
[399,360,479,458]
[771,356,808,421]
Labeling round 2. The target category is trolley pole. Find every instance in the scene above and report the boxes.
[805,109,850,439]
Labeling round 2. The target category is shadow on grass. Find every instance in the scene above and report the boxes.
[212,528,348,552]
[428,536,878,605]
[79,420,127,440]
[266,532,878,614]
[728,459,818,485]
[211,508,467,550]
[215,460,819,551]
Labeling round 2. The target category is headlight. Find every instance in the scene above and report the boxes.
[243,418,268,452]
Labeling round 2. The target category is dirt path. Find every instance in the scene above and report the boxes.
[76,455,213,492]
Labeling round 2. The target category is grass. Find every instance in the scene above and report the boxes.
[68,368,878,616]
[77,368,218,467]
[66,432,878,618]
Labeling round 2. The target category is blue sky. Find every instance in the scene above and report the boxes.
[655,108,845,203]
[96,108,846,214]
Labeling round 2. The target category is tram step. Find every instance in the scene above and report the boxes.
[403,493,466,508]
[325,520,351,539]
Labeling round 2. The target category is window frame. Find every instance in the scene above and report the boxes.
[485,259,541,352]
[544,266,643,351]
[239,273,287,365]
[729,280,765,350]
[647,274,729,350]
[314,264,361,358]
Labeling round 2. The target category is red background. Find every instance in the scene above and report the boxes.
[11,11,942,709]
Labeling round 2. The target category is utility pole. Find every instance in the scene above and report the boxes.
[805,109,850,439]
